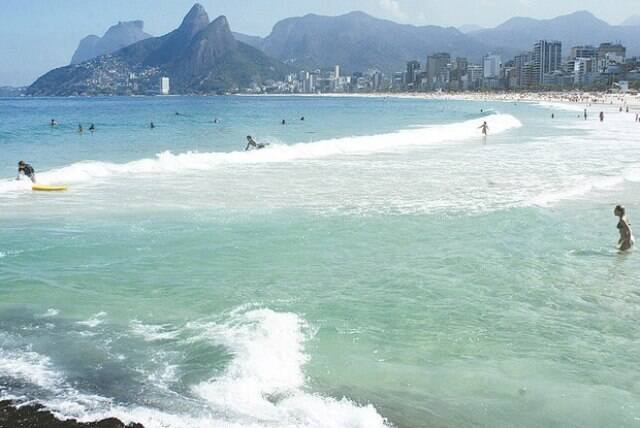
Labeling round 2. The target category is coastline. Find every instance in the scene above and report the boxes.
[245,90,640,108]
[0,401,143,428]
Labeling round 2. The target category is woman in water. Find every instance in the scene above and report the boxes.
[614,205,635,251]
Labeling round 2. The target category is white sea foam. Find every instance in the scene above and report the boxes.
[76,312,107,328]
[130,320,181,342]
[535,101,586,112]
[0,348,63,390]
[186,308,389,427]
[0,114,521,194]
[39,308,60,318]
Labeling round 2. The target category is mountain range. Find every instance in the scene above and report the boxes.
[71,20,151,64]
[28,4,287,96]
[621,15,640,26]
[468,11,640,58]
[28,6,640,95]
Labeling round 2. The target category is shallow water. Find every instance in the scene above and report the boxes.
[1,96,639,428]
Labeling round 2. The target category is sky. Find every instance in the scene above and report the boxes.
[1,0,639,86]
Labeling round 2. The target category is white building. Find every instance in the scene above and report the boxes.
[483,54,502,79]
[160,77,170,95]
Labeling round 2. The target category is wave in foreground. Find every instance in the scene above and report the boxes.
[0,308,390,428]
[0,114,521,194]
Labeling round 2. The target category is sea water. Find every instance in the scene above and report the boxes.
[0,96,639,428]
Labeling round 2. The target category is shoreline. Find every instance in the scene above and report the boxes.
[246,91,640,109]
[0,400,144,428]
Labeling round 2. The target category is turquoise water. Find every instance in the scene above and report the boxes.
[1,96,639,428]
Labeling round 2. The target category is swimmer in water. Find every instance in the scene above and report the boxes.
[479,121,489,136]
[50,119,57,127]
[16,161,36,183]
[78,123,83,133]
[614,205,635,251]
[245,135,268,151]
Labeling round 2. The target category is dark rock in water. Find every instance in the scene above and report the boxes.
[71,21,152,65]
[0,401,144,428]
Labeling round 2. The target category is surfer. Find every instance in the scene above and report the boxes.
[615,205,635,251]
[245,135,268,151]
[479,121,489,136]
[16,161,36,183]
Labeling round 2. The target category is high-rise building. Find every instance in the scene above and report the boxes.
[406,60,421,89]
[160,77,170,95]
[513,52,534,88]
[597,43,626,64]
[426,53,451,85]
[483,54,502,78]
[570,45,597,60]
[532,40,562,84]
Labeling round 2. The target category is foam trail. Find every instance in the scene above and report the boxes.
[0,114,521,194]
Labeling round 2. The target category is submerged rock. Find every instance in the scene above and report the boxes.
[0,401,144,428]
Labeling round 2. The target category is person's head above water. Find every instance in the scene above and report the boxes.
[614,205,626,217]
[18,161,25,167]
[247,136,252,140]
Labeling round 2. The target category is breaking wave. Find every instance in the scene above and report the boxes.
[0,114,521,194]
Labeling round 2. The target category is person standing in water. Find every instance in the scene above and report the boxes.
[89,123,95,132]
[584,109,587,120]
[479,121,489,136]
[599,111,604,122]
[150,122,155,129]
[614,205,635,251]
[16,161,36,183]
[78,123,83,133]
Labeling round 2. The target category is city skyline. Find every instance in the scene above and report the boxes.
[2,0,640,86]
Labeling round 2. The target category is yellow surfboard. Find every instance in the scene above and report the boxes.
[32,184,68,192]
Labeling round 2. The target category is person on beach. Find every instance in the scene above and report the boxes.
[599,112,604,122]
[614,205,635,251]
[16,161,36,183]
[245,135,268,151]
[479,121,489,136]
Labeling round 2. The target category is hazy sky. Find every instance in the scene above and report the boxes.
[1,0,639,86]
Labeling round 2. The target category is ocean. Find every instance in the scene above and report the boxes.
[0,95,639,428]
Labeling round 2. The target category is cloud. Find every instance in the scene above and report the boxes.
[378,0,409,21]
